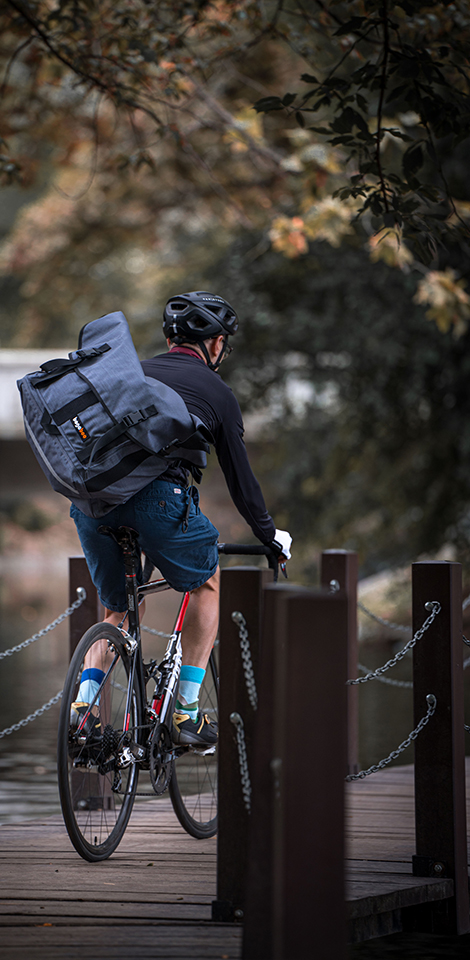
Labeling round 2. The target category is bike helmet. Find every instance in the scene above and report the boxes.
[163,291,238,370]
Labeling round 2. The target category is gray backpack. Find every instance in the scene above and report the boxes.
[17,311,211,518]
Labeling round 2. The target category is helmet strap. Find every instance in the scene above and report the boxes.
[197,338,225,371]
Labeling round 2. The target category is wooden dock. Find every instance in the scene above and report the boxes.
[0,762,469,958]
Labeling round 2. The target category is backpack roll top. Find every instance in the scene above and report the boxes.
[17,311,212,518]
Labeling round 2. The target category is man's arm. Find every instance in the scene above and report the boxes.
[213,392,276,544]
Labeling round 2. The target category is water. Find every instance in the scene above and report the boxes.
[1,552,470,824]
[0,540,181,824]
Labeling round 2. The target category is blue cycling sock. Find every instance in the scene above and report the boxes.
[77,668,105,705]
[176,665,205,721]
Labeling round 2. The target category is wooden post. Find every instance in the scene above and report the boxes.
[212,565,273,922]
[69,557,101,658]
[243,585,349,960]
[321,549,358,776]
[412,561,469,934]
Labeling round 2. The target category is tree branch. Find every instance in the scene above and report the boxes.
[376,1,390,214]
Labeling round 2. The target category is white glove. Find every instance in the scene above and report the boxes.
[272,528,292,561]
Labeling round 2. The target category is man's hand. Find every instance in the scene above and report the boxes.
[271,528,292,561]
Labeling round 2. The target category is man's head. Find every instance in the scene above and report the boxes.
[163,290,238,370]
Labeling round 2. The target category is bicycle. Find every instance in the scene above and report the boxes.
[57,527,281,862]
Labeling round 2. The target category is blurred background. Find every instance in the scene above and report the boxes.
[1,1,470,822]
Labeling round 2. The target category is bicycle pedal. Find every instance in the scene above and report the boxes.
[189,744,216,757]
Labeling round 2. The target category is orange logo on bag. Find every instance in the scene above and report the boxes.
[72,415,89,441]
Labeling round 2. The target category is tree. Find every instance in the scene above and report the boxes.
[208,232,470,575]
[2,1,470,339]
[1,1,469,574]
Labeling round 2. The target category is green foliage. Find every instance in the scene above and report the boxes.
[254,0,470,265]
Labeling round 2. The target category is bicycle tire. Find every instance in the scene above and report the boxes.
[57,623,142,861]
[169,649,219,839]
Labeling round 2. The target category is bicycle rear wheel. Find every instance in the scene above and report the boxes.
[169,649,218,839]
[57,623,142,861]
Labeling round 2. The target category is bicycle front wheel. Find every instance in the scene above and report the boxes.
[57,623,142,861]
[169,649,219,839]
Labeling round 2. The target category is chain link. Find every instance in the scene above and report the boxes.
[0,690,63,739]
[357,599,411,634]
[346,694,437,781]
[0,588,87,661]
[357,663,413,688]
[230,711,252,813]
[231,611,258,711]
[347,602,441,685]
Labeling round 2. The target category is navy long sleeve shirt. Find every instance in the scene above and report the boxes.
[141,350,276,544]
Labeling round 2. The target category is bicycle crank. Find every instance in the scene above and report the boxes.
[149,721,174,795]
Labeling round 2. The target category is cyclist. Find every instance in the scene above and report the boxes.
[70,291,292,748]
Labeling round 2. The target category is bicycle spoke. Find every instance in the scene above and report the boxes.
[169,649,218,838]
[57,623,141,861]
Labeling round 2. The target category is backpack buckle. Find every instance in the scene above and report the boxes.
[122,410,145,427]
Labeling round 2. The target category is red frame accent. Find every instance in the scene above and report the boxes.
[151,592,190,715]
[175,591,190,633]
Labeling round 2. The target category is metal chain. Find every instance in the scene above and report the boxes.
[230,711,252,813]
[346,694,437,781]
[465,725,470,734]
[357,599,411,634]
[463,634,470,647]
[347,601,441,685]
[0,588,87,661]
[231,611,258,711]
[463,594,470,611]
[357,663,413,688]
[0,690,63,739]
[141,625,172,639]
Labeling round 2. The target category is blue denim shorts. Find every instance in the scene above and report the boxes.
[70,479,219,611]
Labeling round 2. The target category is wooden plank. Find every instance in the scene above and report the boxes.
[0,762,468,956]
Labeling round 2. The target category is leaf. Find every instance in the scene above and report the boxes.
[300,74,319,84]
[403,144,424,178]
[385,83,414,104]
[395,57,420,79]
[295,111,305,128]
[330,135,356,145]
[253,96,283,113]
[331,106,368,134]
[282,93,296,107]
[384,129,413,142]
[355,94,369,113]
[333,17,368,36]
[323,77,350,91]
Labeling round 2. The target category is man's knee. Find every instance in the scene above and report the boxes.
[191,567,220,597]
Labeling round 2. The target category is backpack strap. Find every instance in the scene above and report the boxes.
[30,344,111,386]
[85,404,159,466]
